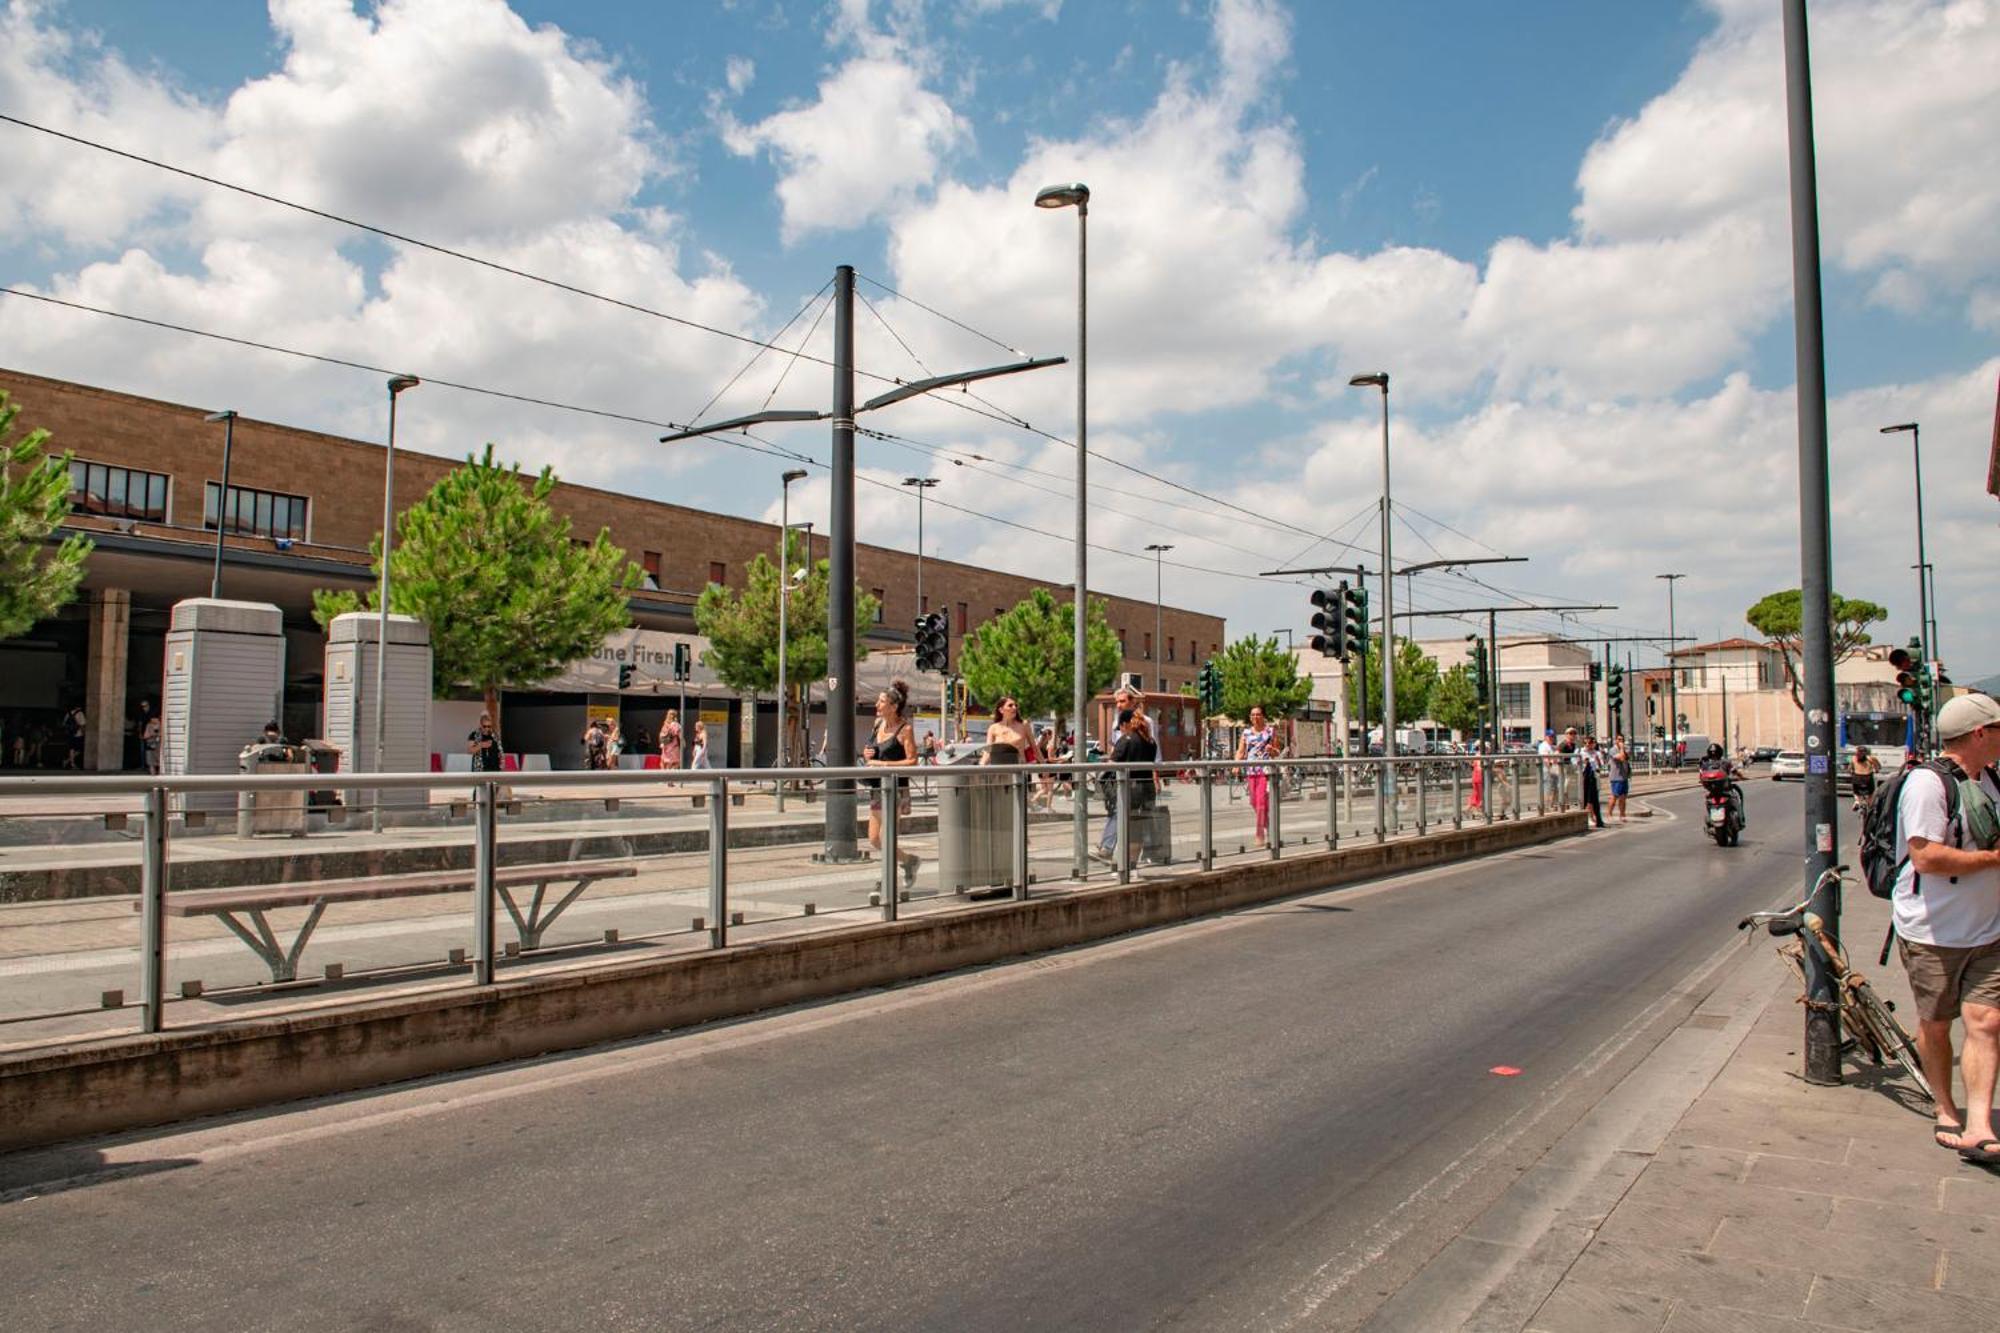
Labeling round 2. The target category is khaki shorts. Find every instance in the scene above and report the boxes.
[1898,936,2000,1022]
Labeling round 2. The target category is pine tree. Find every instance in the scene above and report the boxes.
[959,588,1122,733]
[0,392,91,642]
[1215,634,1313,720]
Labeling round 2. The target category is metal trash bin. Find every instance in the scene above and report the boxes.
[300,739,344,823]
[936,748,1019,892]
[238,742,308,837]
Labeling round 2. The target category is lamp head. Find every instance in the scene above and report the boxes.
[203,409,237,423]
[1034,182,1090,209]
[782,469,808,484]
[387,374,420,396]
[1879,422,1917,435]
[1347,372,1388,390]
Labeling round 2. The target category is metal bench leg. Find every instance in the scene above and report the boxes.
[509,878,597,950]
[214,902,327,984]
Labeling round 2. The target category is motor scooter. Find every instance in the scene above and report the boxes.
[1699,766,1743,846]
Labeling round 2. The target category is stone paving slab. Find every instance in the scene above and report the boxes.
[1519,887,2000,1332]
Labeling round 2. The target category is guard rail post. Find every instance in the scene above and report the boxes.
[709,775,729,946]
[1453,762,1464,830]
[1417,760,1428,833]
[1513,757,1524,821]
[1325,760,1339,849]
[140,785,168,1033]
[1199,767,1215,871]
[1374,759,1387,843]
[1012,769,1030,900]
[472,779,497,985]
[1268,762,1282,859]
[1115,769,1131,885]
[880,773,900,920]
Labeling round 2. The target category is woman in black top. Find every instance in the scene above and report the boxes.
[1108,707,1158,862]
[863,679,921,888]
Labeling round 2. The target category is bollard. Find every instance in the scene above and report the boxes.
[881,774,900,922]
[472,781,497,986]
[709,776,729,946]
[140,786,168,1033]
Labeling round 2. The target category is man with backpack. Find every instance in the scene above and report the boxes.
[1874,693,2000,1163]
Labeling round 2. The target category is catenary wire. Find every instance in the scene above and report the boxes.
[689,280,831,425]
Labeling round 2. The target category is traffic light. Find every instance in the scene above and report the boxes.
[1607,664,1624,714]
[1892,645,1919,707]
[1466,635,1491,705]
[1310,583,1347,659]
[915,612,949,673]
[1344,584,1369,657]
[1589,661,1603,683]
[1202,660,1224,714]
[673,642,692,682]
[1915,662,1935,713]
[617,664,635,690]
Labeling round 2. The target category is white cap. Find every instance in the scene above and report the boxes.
[1937,693,2000,741]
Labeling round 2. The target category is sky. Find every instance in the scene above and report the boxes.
[2,0,1996,677]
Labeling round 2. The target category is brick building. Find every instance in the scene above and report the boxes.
[0,368,1224,770]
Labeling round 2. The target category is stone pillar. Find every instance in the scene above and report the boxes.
[85,588,132,772]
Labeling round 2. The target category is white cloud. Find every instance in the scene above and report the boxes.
[725,55,755,95]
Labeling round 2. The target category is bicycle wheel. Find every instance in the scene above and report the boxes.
[1847,981,1933,1104]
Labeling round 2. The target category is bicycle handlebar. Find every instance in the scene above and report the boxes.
[1737,864,1849,932]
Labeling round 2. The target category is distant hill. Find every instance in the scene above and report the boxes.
[1964,673,2000,696]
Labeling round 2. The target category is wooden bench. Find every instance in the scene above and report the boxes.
[138,861,639,982]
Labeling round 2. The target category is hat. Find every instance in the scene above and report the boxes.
[1937,693,2000,741]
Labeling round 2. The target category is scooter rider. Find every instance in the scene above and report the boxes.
[1701,742,1746,827]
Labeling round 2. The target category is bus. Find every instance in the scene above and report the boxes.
[1840,710,1916,755]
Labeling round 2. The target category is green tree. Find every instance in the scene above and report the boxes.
[1350,635,1441,731]
[1215,634,1312,719]
[1429,663,1482,737]
[694,528,879,761]
[1745,588,1887,709]
[313,445,639,723]
[0,392,91,641]
[958,588,1122,734]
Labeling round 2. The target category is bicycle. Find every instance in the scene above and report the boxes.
[1738,865,1933,1105]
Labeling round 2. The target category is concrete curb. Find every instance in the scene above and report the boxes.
[0,813,1583,1151]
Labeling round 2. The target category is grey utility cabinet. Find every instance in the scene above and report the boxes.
[161,598,286,814]
[323,612,433,813]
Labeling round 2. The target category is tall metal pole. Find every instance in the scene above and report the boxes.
[1071,198,1091,876]
[777,469,805,813]
[1783,0,1843,1086]
[1658,574,1684,767]
[1376,385,1396,762]
[825,266,860,860]
[373,375,418,835]
[1146,543,1173,690]
[1488,610,1501,748]
[204,410,236,599]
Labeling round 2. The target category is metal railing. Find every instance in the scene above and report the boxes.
[0,754,1578,1040]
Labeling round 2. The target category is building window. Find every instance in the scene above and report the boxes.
[708,561,726,587]
[1118,630,1128,655]
[641,551,661,590]
[955,601,968,635]
[871,589,884,624]
[1497,682,1530,718]
[203,481,307,539]
[1143,631,1153,661]
[71,460,169,523]
[920,595,929,615]
[1168,637,1176,663]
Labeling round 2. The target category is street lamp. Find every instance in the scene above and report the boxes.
[1348,372,1393,762]
[1036,180,1091,877]
[202,410,237,600]
[1657,573,1685,767]
[901,477,940,615]
[776,468,808,812]
[1145,543,1173,690]
[372,373,420,834]
[1880,422,1933,743]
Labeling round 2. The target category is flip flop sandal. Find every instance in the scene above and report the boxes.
[1934,1118,1965,1149]
[1958,1138,2000,1166]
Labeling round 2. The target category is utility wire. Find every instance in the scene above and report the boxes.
[0,113,933,391]
[854,271,1029,359]
[689,279,831,425]
[760,286,833,412]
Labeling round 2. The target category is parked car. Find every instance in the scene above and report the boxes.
[1770,750,1805,781]
[1751,746,1780,764]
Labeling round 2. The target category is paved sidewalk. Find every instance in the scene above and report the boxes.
[1520,890,2000,1331]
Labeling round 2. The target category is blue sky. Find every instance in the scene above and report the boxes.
[4,0,1997,675]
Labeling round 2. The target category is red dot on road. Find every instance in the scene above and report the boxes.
[1489,1066,1522,1077]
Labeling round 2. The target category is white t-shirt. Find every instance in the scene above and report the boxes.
[1892,765,2000,948]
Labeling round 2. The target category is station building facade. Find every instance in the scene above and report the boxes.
[0,368,1226,771]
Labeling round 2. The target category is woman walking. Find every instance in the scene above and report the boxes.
[985,696,1034,761]
[1236,705,1281,846]
[659,714,683,770]
[1608,734,1633,823]
[863,679,922,889]
[1849,745,1880,813]
[689,719,710,769]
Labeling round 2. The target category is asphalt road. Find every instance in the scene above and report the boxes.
[0,780,1807,1331]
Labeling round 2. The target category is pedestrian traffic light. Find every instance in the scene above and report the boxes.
[1310,584,1347,659]
[673,642,692,682]
[617,664,635,690]
[915,611,949,673]
[1344,585,1369,656]
[1607,664,1624,713]
[1198,659,1223,714]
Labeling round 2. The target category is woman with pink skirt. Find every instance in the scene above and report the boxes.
[1236,706,1282,845]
